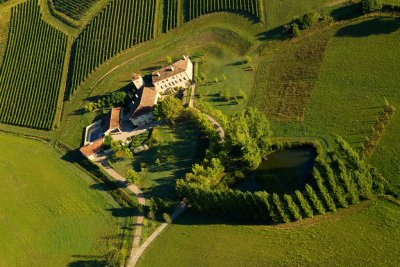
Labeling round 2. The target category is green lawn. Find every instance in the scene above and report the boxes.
[0,134,122,266]
[112,123,205,200]
[195,45,255,116]
[138,199,400,267]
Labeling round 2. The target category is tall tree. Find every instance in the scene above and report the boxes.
[226,107,273,170]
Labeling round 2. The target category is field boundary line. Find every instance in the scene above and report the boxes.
[53,36,74,130]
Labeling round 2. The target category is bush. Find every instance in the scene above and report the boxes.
[361,0,383,13]
[301,12,319,29]
[126,169,141,185]
[163,213,172,223]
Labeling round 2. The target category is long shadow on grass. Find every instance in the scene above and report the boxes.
[132,121,207,200]
[336,17,400,37]
[172,209,267,226]
[67,255,107,267]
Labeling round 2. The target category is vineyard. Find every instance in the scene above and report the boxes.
[164,0,182,32]
[185,0,264,22]
[68,0,158,94]
[0,0,67,129]
[50,0,100,21]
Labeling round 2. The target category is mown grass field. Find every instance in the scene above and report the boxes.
[138,199,400,267]
[0,134,122,266]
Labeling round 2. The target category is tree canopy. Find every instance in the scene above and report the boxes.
[226,107,273,170]
[153,96,183,124]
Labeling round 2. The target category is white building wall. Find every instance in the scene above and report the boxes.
[185,60,194,81]
[133,76,144,90]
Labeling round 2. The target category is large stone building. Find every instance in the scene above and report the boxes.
[132,56,193,94]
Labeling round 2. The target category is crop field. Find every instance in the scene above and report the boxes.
[68,0,158,94]
[137,199,400,267]
[0,0,67,129]
[51,0,100,21]
[0,134,121,266]
[164,0,181,32]
[185,0,264,21]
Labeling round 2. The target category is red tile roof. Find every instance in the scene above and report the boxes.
[130,87,158,118]
[103,107,121,131]
[80,138,104,157]
[152,58,190,83]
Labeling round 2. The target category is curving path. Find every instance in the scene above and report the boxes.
[93,156,146,266]
[189,85,225,142]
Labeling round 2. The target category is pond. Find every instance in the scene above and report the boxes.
[234,147,317,194]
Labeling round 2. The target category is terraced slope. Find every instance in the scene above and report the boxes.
[51,0,100,21]
[0,0,67,129]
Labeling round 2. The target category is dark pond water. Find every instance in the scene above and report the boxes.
[234,147,317,194]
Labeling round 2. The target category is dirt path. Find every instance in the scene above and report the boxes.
[94,156,145,267]
[128,201,187,267]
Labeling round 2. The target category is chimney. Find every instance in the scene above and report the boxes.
[169,66,175,71]
[183,55,187,60]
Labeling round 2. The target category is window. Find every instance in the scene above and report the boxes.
[179,79,182,82]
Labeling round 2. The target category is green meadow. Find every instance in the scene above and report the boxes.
[138,199,400,267]
[0,134,121,266]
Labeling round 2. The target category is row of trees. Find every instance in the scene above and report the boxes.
[361,100,395,158]
[0,0,68,130]
[186,0,264,22]
[177,135,382,224]
[84,91,127,112]
[69,0,158,94]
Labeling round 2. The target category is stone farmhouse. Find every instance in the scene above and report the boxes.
[80,56,193,159]
[132,55,193,95]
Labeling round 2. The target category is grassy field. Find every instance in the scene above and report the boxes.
[0,134,122,266]
[112,123,205,200]
[138,199,400,267]
[195,45,255,116]
[302,15,400,184]
[264,0,341,28]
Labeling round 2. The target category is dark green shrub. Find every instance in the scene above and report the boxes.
[305,185,326,215]
[284,194,302,221]
[361,0,383,13]
[295,190,313,218]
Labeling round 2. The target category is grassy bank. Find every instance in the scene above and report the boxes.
[0,134,122,266]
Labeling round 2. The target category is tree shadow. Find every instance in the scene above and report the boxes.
[330,3,362,21]
[335,17,400,37]
[106,207,136,218]
[257,25,288,41]
[67,255,107,267]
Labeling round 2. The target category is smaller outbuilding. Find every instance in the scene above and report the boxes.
[129,87,159,127]
[79,138,104,160]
